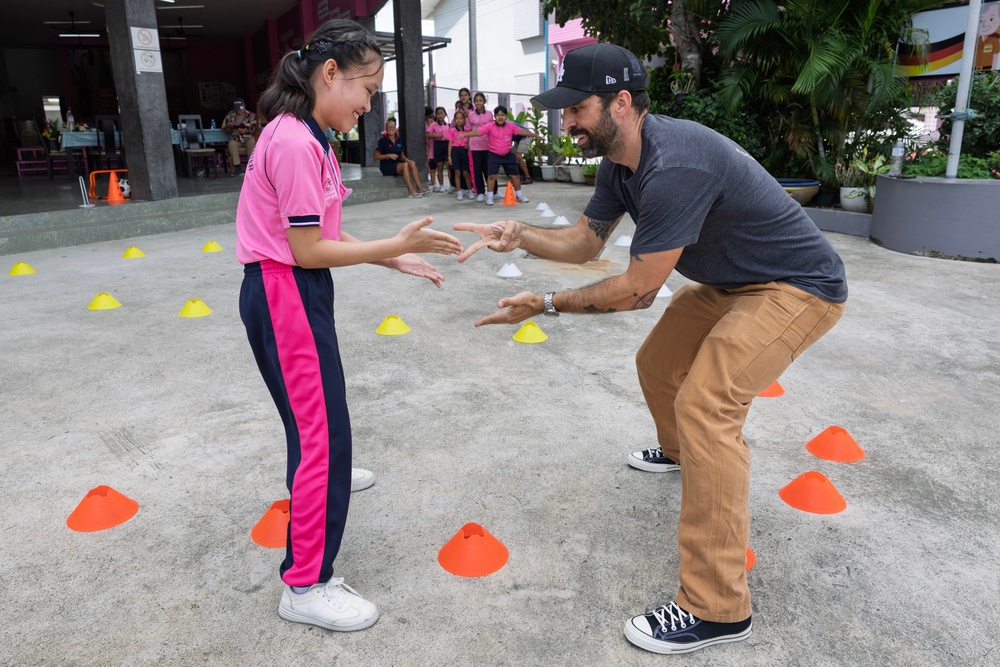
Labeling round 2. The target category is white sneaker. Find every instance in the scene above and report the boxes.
[486,196,494,206]
[516,194,530,204]
[278,578,379,632]
[477,193,484,202]
[457,190,464,201]
[351,467,375,492]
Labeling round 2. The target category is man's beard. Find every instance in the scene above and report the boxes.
[571,109,618,158]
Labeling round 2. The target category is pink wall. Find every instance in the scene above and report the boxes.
[547,18,598,60]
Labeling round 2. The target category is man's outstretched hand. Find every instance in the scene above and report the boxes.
[452,220,523,263]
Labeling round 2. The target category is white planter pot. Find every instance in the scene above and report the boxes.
[540,165,556,181]
[568,164,586,183]
[840,187,869,213]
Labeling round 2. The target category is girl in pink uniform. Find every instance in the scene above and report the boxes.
[235,19,461,633]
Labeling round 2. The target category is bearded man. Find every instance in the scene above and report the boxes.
[452,42,848,655]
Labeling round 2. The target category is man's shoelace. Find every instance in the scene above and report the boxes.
[651,602,696,633]
[644,447,664,459]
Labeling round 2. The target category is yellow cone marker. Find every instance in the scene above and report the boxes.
[513,321,547,344]
[179,299,212,317]
[9,262,36,275]
[201,241,223,253]
[122,246,145,258]
[376,315,411,336]
[88,293,122,310]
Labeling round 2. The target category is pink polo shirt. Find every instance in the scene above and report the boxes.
[478,121,521,156]
[235,114,351,266]
[466,107,493,151]
[447,126,470,148]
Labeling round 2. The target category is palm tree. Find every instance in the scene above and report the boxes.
[713,0,939,184]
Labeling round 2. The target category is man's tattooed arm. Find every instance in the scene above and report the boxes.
[587,215,623,242]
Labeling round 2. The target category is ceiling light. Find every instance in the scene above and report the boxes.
[157,5,205,9]
[59,33,101,38]
[45,20,92,25]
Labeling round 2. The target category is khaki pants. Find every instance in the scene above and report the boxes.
[228,135,256,168]
[636,281,845,623]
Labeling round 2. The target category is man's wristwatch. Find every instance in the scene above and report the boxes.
[543,292,559,317]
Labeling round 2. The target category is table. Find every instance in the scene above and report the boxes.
[58,128,231,180]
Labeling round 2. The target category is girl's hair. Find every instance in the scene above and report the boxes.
[453,110,466,127]
[434,106,448,124]
[459,87,472,98]
[473,92,487,104]
[385,117,397,128]
[258,19,382,123]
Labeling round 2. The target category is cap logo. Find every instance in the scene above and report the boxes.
[605,75,617,85]
[557,64,565,83]
[623,67,629,82]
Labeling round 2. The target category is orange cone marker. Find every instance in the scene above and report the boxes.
[779,471,847,514]
[106,170,125,205]
[806,426,865,463]
[251,499,290,548]
[758,381,784,397]
[67,485,139,532]
[438,522,509,577]
[746,547,756,571]
[501,181,517,206]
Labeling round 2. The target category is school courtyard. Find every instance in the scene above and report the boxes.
[1,181,997,666]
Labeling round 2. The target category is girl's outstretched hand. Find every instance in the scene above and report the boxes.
[396,217,464,256]
[390,253,446,288]
[452,220,523,263]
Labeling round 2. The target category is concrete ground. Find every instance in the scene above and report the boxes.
[1,182,998,666]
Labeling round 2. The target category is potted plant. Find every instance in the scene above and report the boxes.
[41,119,62,150]
[515,108,549,181]
[836,157,874,213]
[582,163,598,185]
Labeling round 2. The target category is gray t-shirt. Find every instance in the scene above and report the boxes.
[584,115,847,303]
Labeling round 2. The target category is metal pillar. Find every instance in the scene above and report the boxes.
[468,0,478,91]
[946,0,983,179]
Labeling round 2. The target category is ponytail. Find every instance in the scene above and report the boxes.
[258,18,382,123]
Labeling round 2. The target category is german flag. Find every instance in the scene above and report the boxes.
[895,33,964,76]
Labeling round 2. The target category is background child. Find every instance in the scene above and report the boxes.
[447,110,473,200]
[236,18,462,634]
[425,111,442,192]
[457,104,539,206]
[430,106,450,192]
[466,92,493,201]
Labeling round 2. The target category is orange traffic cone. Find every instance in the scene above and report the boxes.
[251,499,290,548]
[806,426,865,463]
[67,485,139,532]
[779,471,847,514]
[501,181,517,206]
[438,522,509,577]
[758,381,784,397]
[106,170,125,205]
[746,546,756,571]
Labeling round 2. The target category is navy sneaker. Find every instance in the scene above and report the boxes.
[624,601,751,654]
[627,447,680,472]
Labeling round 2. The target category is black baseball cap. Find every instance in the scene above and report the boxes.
[233,98,245,109]
[532,43,647,111]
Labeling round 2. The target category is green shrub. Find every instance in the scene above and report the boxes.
[904,148,993,179]
[934,71,1000,162]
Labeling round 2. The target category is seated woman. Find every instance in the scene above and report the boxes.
[374,118,425,198]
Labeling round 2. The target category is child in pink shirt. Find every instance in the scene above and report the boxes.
[446,110,473,200]
[457,104,539,206]
[235,18,461,635]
